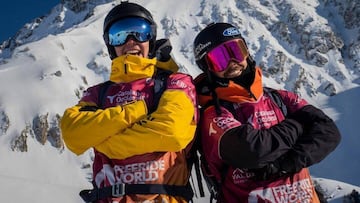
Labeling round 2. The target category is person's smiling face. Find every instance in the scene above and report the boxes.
[212,58,248,79]
[114,38,150,58]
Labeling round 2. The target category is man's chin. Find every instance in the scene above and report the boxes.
[225,69,243,78]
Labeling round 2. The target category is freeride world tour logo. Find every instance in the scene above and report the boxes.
[248,178,314,203]
[94,160,166,186]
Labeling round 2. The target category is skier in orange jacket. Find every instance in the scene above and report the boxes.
[193,22,341,203]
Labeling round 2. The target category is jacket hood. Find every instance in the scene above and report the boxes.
[110,54,179,83]
[196,67,264,106]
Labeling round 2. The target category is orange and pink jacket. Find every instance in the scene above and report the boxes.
[61,55,198,203]
[196,67,340,203]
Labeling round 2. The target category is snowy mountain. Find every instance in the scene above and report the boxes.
[0,0,359,202]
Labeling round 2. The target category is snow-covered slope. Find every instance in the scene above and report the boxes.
[0,0,359,202]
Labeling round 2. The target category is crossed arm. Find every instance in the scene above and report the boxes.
[219,105,341,177]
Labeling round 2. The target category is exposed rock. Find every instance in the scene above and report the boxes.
[48,114,64,150]
[312,52,329,67]
[325,0,360,29]
[271,22,292,44]
[349,41,360,60]
[272,51,287,73]
[31,113,64,150]
[322,82,337,96]
[33,113,49,145]
[0,110,10,135]
[11,125,33,152]
[61,0,89,13]
[54,70,62,77]
[343,189,360,202]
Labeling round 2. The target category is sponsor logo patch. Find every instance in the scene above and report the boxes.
[223,27,241,36]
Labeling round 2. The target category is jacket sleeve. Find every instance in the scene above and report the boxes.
[219,118,303,169]
[61,100,147,155]
[275,105,341,173]
[94,74,198,160]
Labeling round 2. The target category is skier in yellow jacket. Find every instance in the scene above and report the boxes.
[60,2,198,203]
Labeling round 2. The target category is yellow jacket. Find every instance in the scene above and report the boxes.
[61,54,197,160]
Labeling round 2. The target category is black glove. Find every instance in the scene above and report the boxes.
[251,154,298,181]
[251,161,286,181]
[153,38,172,61]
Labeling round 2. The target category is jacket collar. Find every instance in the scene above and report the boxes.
[110,55,179,83]
[110,55,157,83]
[197,67,264,106]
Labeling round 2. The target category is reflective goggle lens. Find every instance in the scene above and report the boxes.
[206,39,249,72]
[108,17,153,46]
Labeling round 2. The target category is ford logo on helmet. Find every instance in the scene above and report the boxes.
[223,27,241,36]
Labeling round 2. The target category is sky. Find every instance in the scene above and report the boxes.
[0,0,359,202]
[0,1,59,43]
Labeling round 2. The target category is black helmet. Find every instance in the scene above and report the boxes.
[193,22,248,71]
[103,2,157,59]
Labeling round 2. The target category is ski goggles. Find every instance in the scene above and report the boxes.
[108,17,154,46]
[206,39,249,72]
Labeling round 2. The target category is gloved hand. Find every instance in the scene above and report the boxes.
[251,161,285,181]
[153,38,172,62]
[251,154,297,181]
